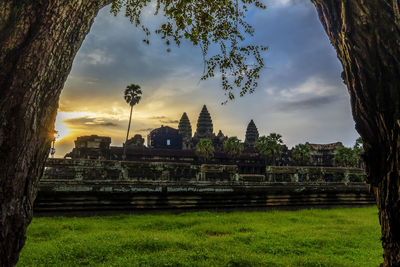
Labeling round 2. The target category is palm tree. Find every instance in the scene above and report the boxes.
[195,139,215,162]
[333,145,358,167]
[123,84,142,160]
[268,133,283,145]
[223,136,244,159]
[254,134,283,165]
[291,143,312,166]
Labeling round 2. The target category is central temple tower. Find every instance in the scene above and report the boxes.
[194,105,214,139]
[244,119,259,148]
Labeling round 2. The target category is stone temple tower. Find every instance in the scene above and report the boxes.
[244,119,259,148]
[194,105,214,139]
[178,112,192,149]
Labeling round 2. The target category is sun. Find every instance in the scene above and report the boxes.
[54,113,70,142]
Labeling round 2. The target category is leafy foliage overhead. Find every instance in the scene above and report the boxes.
[110,0,267,103]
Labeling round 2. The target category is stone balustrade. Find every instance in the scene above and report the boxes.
[266,166,366,183]
[36,158,372,215]
[43,158,366,183]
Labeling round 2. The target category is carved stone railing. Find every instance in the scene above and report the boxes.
[43,158,366,184]
[37,159,373,214]
[266,166,366,183]
[43,158,237,182]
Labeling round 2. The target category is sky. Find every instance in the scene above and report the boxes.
[54,0,359,157]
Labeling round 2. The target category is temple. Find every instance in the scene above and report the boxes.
[64,105,350,169]
[306,142,343,166]
[126,134,145,148]
[45,107,367,215]
[146,105,227,151]
[188,105,227,150]
[65,135,111,159]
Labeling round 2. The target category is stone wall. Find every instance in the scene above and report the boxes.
[43,158,238,182]
[266,166,365,183]
[36,159,373,215]
[44,158,366,183]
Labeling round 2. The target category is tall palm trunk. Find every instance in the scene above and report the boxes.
[123,105,133,160]
[0,1,109,265]
[311,1,400,265]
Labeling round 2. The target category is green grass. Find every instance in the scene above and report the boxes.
[18,206,382,266]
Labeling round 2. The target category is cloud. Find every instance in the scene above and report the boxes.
[92,122,118,127]
[277,95,340,111]
[268,0,308,8]
[148,116,167,120]
[147,115,179,124]
[276,76,342,100]
[84,49,114,65]
[137,128,154,132]
[63,116,119,128]
[160,119,179,124]
[269,0,292,7]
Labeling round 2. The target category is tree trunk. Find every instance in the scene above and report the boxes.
[311,1,400,265]
[0,1,109,265]
[123,105,133,160]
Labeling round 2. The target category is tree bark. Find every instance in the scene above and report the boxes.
[311,1,400,265]
[0,1,109,265]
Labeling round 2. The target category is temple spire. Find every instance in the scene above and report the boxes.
[245,119,259,148]
[178,112,192,140]
[194,105,213,138]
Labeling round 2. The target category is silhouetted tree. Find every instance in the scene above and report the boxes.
[268,133,283,145]
[223,137,244,159]
[254,134,283,165]
[333,145,358,168]
[195,139,214,162]
[123,84,142,160]
[292,144,312,166]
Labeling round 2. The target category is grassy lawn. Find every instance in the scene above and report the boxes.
[18,206,382,266]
